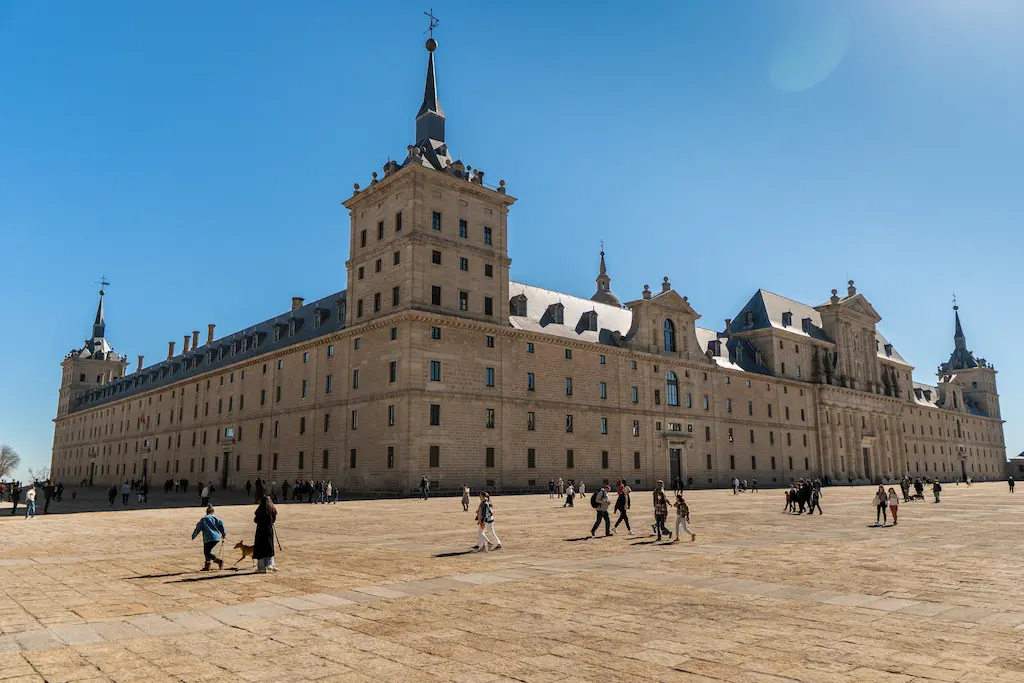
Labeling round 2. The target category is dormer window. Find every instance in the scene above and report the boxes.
[337,299,346,322]
[802,317,811,333]
[510,294,528,317]
[288,320,296,338]
[216,348,224,362]
[231,342,237,357]
[241,338,248,353]
[781,311,793,327]
[884,343,893,357]
[744,311,754,328]
[205,352,212,365]
[273,327,281,342]
[544,302,564,325]
[252,332,261,350]
[581,310,598,332]
[708,339,722,356]
[313,311,322,329]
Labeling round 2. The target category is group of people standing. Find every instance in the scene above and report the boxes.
[784,479,823,515]
[6,480,67,517]
[244,479,337,504]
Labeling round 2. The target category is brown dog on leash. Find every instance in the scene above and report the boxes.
[233,540,255,565]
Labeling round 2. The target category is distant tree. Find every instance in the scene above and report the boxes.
[0,444,21,480]
[27,466,51,483]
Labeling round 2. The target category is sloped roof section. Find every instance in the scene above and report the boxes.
[731,290,832,342]
[509,281,631,346]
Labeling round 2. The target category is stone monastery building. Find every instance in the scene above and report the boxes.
[51,35,1008,493]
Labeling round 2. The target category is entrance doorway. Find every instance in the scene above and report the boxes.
[669,448,682,485]
[221,452,230,489]
[862,448,870,479]
[89,462,95,486]
[141,458,148,481]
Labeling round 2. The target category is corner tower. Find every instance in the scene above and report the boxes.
[342,31,516,327]
[941,304,999,418]
[57,284,128,417]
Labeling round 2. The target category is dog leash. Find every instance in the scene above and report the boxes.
[273,523,283,551]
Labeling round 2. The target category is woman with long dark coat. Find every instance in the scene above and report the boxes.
[253,495,277,573]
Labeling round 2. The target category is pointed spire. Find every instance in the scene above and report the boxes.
[92,286,106,341]
[954,306,965,348]
[590,246,620,306]
[415,37,445,145]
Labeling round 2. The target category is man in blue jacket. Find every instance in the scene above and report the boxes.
[192,505,227,570]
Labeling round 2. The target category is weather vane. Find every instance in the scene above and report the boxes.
[96,274,111,295]
[424,8,439,38]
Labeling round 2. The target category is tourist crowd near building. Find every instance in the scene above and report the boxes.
[49,33,1008,495]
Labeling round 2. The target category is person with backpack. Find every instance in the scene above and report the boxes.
[933,479,942,503]
[613,480,633,535]
[590,486,612,537]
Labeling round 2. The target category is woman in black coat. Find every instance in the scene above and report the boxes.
[253,495,277,573]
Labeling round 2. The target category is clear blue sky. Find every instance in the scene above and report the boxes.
[2,1,1022,478]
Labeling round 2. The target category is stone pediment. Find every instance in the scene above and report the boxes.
[628,289,701,320]
[816,293,881,323]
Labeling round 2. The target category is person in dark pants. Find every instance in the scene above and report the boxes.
[107,484,117,507]
[590,486,611,537]
[1009,476,1015,493]
[121,481,130,506]
[420,475,430,500]
[43,481,55,514]
[9,484,20,515]
[652,481,672,540]
[191,505,226,571]
[808,486,823,515]
[613,481,633,534]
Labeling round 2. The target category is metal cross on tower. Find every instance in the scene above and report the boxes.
[96,275,111,295]
[424,8,439,37]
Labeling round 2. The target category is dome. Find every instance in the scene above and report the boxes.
[591,289,621,306]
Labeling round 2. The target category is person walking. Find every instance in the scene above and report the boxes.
[254,478,264,503]
[9,483,20,516]
[107,484,117,507]
[1009,476,1015,493]
[200,483,211,507]
[548,480,556,499]
[672,493,696,542]
[420,475,430,500]
[245,480,252,498]
[808,485,823,515]
[24,485,37,519]
[191,505,226,571]
[590,485,612,537]
[474,492,501,551]
[253,495,278,572]
[751,478,758,493]
[557,478,564,498]
[461,484,471,512]
[933,479,942,503]
[652,481,672,540]
[42,481,55,514]
[732,477,739,495]
[873,486,888,526]
[121,481,131,506]
[563,481,575,507]
[578,480,586,498]
[887,487,900,525]
[613,481,633,535]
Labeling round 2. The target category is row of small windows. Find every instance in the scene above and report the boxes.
[359,211,403,247]
[431,212,493,246]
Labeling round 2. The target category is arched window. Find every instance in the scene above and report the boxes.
[666,371,680,406]
[664,319,676,353]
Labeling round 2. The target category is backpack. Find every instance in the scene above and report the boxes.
[590,491,600,509]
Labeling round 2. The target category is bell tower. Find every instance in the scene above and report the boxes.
[941,303,999,418]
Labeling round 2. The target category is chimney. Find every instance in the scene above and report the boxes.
[661,276,671,293]
[192,330,200,349]
[167,341,176,360]
[137,355,144,372]
[291,296,304,311]
[183,335,191,353]
[207,324,215,344]
[724,319,732,339]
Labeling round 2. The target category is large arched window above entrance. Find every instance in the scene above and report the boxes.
[666,371,680,406]
[664,319,676,353]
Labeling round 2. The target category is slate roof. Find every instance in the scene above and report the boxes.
[70,291,346,414]
[508,282,630,346]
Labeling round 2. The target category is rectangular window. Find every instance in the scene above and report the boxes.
[459,219,468,238]
[527,373,535,391]
[655,389,661,405]
[274,420,279,437]
[350,448,357,468]
[431,326,441,340]
[484,263,493,278]
[486,335,494,348]
[750,429,755,443]
[352,369,359,389]
[256,454,262,471]
[324,413,331,432]
[430,361,441,381]
[358,266,365,280]
[703,395,709,410]
[751,455,757,470]
[322,449,329,469]
[486,408,495,428]
[301,379,308,399]
[357,299,363,317]
[460,257,468,271]
[326,374,333,394]
[527,448,536,468]
[484,296,493,316]
[432,250,442,265]
[599,382,607,399]
[565,377,573,396]
[392,286,400,306]
[259,422,264,439]
[389,360,398,383]
[431,286,441,306]
[377,220,384,240]
[527,411,535,430]
[300,416,306,434]
[527,342,534,353]
[350,410,358,430]
[632,420,640,437]
[395,211,402,232]
[706,454,713,469]
[486,447,495,468]
[566,449,574,468]
[387,446,394,469]
[270,453,277,470]
[429,404,440,426]
[730,455,736,470]
[485,367,495,387]
[393,250,401,266]
[747,400,753,416]
[459,291,468,311]
[374,292,381,312]
[600,417,608,434]
[631,387,638,403]
[601,451,609,469]
[634,452,641,469]
[726,399,732,413]
[360,229,367,247]
[388,405,396,426]
[297,451,304,469]
[431,211,441,231]
[566,415,574,433]
[483,226,492,245]
[375,258,382,273]
[429,445,440,468]
[705,425,711,441]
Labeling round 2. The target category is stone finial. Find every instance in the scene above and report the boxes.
[830,288,840,304]
[371,172,378,184]
[498,179,506,194]
[353,183,360,194]
[847,280,856,296]
[642,284,651,300]
[662,276,671,293]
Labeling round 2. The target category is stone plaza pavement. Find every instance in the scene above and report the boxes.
[0,483,1022,682]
